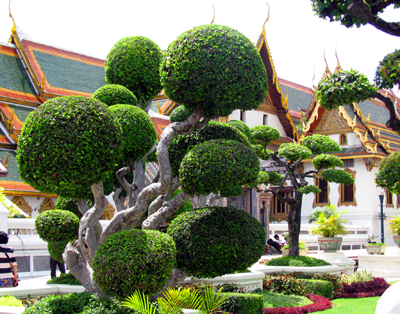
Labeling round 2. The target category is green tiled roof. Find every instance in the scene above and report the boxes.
[358,100,389,126]
[280,84,313,112]
[0,150,21,182]
[33,51,106,94]
[8,104,35,123]
[0,53,36,95]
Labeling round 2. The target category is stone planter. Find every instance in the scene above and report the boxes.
[318,237,342,252]
[366,245,386,255]
[282,249,307,256]
[393,235,400,248]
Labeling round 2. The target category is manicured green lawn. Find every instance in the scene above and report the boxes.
[260,291,313,308]
[314,297,379,314]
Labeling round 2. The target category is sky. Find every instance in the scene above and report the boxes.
[0,0,398,90]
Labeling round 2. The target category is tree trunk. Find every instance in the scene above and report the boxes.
[287,194,303,256]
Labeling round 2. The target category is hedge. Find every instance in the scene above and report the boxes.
[220,292,263,314]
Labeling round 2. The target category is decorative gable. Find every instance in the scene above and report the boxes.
[38,198,55,214]
[316,108,352,134]
[12,196,32,216]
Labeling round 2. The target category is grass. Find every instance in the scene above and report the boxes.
[314,297,379,314]
[260,290,313,308]
[46,272,81,285]
[0,295,24,307]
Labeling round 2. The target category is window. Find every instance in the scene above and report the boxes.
[386,189,394,208]
[271,191,292,222]
[342,159,354,168]
[338,168,357,207]
[340,134,348,145]
[240,110,246,123]
[263,114,268,125]
[313,177,330,207]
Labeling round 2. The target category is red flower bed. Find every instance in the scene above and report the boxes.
[333,277,390,299]
[263,294,332,314]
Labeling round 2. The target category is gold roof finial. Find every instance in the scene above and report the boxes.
[334,45,343,73]
[157,100,163,115]
[210,4,215,24]
[4,152,9,171]
[262,2,270,37]
[321,48,331,81]
[8,0,16,43]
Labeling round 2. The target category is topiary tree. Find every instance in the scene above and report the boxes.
[17,25,269,298]
[169,105,193,123]
[105,36,163,108]
[92,84,138,107]
[35,210,79,242]
[311,1,400,131]
[254,130,354,256]
[167,206,266,278]
[48,240,69,263]
[55,197,85,219]
[93,229,176,299]
[376,151,400,194]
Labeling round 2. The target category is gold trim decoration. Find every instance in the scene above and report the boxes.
[210,4,216,24]
[313,176,330,208]
[337,168,357,207]
[302,102,321,135]
[334,47,343,74]
[12,196,32,216]
[4,152,9,171]
[363,157,379,172]
[38,197,55,214]
[261,2,270,38]
[102,202,115,220]
[386,189,395,208]
[8,0,16,43]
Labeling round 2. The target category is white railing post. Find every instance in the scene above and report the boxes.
[0,203,9,232]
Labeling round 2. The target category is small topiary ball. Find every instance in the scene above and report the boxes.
[170,105,194,123]
[105,36,163,104]
[251,125,280,144]
[48,240,69,263]
[302,134,341,155]
[55,197,84,219]
[35,210,79,242]
[161,24,268,117]
[227,120,253,141]
[179,139,259,195]
[17,96,122,198]
[278,143,312,162]
[93,229,176,298]
[109,105,157,164]
[168,206,266,278]
[92,84,138,107]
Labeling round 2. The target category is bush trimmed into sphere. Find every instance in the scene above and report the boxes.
[251,125,280,144]
[92,84,138,107]
[93,229,176,298]
[312,154,344,170]
[105,36,163,104]
[35,210,79,242]
[278,143,312,162]
[48,240,68,263]
[227,120,252,141]
[161,24,268,117]
[169,121,250,176]
[322,169,355,185]
[179,139,259,195]
[17,96,122,198]
[109,105,157,164]
[168,206,266,278]
[170,105,193,123]
[302,134,341,155]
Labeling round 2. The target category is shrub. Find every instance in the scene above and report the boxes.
[251,125,280,144]
[23,292,135,314]
[0,295,23,307]
[228,120,252,141]
[322,169,355,185]
[278,143,312,162]
[93,229,176,298]
[302,134,341,155]
[179,139,259,195]
[263,275,306,295]
[301,279,333,299]
[169,121,250,176]
[334,277,390,299]
[220,292,263,314]
[48,240,69,263]
[105,36,163,105]
[92,84,138,107]
[168,206,266,278]
[47,272,81,286]
[161,24,268,117]
[17,96,122,199]
[170,105,193,123]
[340,270,373,285]
[55,196,84,219]
[312,154,344,170]
[375,49,400,89]
[263,293,332,314]
[109,104,157,164]
[264,256,330,267]
[35,210,79,242]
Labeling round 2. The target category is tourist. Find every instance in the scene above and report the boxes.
[274,234,286,247]
[50,257,66,279]
[267,238,282,255]
[0,231,18,287]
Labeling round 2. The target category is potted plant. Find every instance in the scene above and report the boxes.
[282,241,308,256]
[387,215,400,248]
[310,206,350,252]
[365,234,386,255]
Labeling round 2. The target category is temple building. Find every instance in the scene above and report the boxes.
[1,14,400,247]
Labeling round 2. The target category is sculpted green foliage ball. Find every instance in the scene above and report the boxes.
[92,84,138,107]
[105,36,163,104]
[55,197,84,219]
[93,229,176,298]
[168,206,266,278]
[298,185,321,195]
[375,49,400,89]
[312,154,344,170]
[109,105,157,164]
[251,125,280,144]
[170,105,193,123]
[322,169,354,185]
[376,152,400,194]
[161,24,268,117]
[48,240,68,263]
[17,96,122,198]
[227,120,253,141]
[179,139,259,195]
[278,143,312,162]
[316,70,377,110]
[302,134,341,154]
[169,121,250,176]
[35,210,79,242]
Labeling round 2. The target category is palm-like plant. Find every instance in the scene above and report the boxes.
[122,290,157,314]
[157,287,203,314]
[200,285,227,313]
[387,215,400,235]
[310,207,350,237]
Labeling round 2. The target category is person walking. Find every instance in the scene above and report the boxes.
[0,231,18,287]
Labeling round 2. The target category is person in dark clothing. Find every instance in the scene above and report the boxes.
[267,239,282,254]
[0,231,17,287]
[50,257,66,278]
